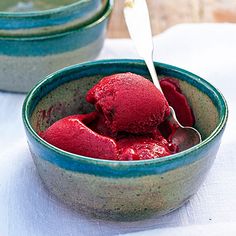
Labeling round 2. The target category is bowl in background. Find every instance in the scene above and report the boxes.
[22,59,228,221]
[0,0,108,36]
[0,0,112,93]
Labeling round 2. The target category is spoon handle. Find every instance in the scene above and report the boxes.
[124,0,162,92]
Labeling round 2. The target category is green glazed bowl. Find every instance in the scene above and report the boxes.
[0,1,112,93]
[0,0,108,36]
[22,59,228,221]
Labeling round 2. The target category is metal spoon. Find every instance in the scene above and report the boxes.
[124,0,202,151]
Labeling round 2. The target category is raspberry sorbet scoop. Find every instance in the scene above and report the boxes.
[160,78,195,127]
[41,112,118,160]
[86,72,170,134]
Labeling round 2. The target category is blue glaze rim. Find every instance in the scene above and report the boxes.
[0,0,105,17]
[0,0,112,39]
[22,59,228,177]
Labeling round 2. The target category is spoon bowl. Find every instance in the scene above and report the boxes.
[168,107,202,151]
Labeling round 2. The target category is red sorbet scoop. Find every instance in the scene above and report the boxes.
[86,72,170,134]
[40,112,118,160]
[117,135,176,161]
[160,78,195,127]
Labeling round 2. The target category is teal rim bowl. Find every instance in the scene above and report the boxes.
[0,2,113,93]
[22,59,228,220]
[0,0,109,37]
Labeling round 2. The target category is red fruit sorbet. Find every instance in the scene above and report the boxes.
[86,72,170,134]
[40,73,195,161]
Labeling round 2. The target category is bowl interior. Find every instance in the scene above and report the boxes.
[0,0,79,12]
[27,60,223,143]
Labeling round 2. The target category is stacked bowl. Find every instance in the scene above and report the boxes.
[0,0,112,92]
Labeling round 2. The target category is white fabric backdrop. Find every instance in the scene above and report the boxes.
[0,23,236,236]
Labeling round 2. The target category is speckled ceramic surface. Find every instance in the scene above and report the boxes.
[0,0,108,36]
[0,0,112,93]
[22,59,228,221]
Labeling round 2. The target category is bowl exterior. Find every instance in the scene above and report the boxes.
[26,127,223,220]
[0,4,112,93]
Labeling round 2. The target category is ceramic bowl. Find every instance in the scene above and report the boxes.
[0,0,108,36]
[22,59,228,221]
[0,0,112,93]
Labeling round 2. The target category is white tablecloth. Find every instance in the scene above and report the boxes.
[0,23,236,236]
